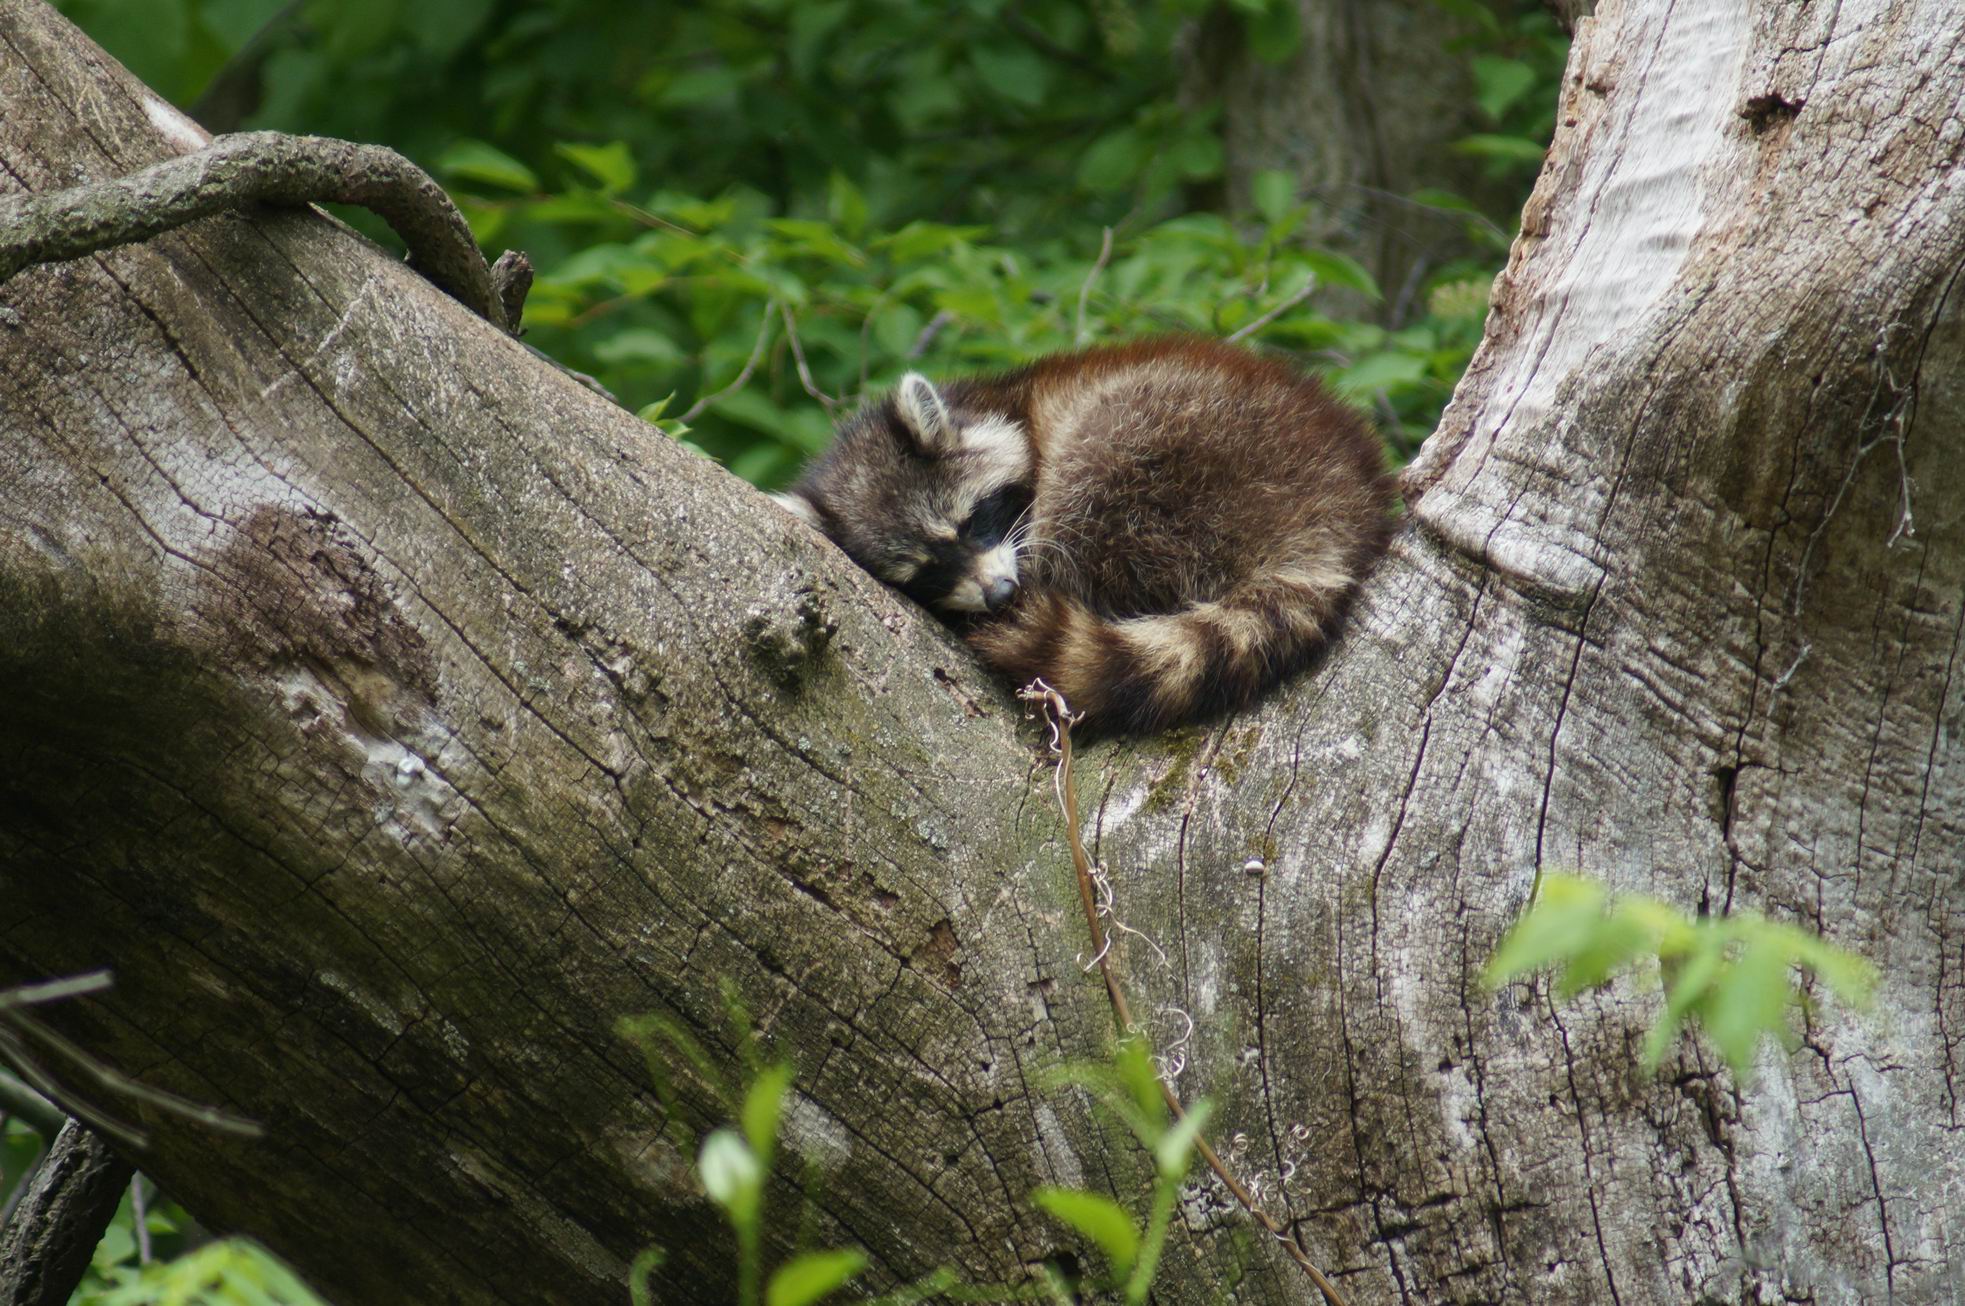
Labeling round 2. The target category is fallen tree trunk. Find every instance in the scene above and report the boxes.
[3,0,1962,1301]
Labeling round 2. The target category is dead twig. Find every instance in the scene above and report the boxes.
[1075,226,1114,346]
[680,304,777,423]
[0,132,519,333]
[1017,684,1352,1306]
[1227,278,1318,344]
[779,302,841,413]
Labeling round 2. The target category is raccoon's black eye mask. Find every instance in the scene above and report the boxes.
[888,486,1029,609]
[962,485,1030,549]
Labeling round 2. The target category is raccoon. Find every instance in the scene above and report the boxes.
[774,336,1391,732]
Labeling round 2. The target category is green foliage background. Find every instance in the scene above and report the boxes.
[57,0,1566,487]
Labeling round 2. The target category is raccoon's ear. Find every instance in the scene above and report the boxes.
[770,491,823,529]
[895,372,956,455]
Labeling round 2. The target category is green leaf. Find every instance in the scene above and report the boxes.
[827,172,870,241]
[1484,874,1607,986]
[971,43,1051,107]
[1170,131,1223,182]
[1550,908,1654,1000]
[520,192,627,226]
[874,222,988,261]
[788,1,852,77]
[887,55,963,129]
[765,219,866,267]
[1471,55,1537,121]
[1245,0,1301,62]
[859,1267,961,1306]
[872,303,926,359]
[728,442,803,488]
[1702,931,1794,1080]
[628,1247,666,1306]
[1642,930,1726,1069]
[654,64,745,108]
[399,0,494,58]
[713,389,834,454]
[554,140,638,195]
[1333,351,1428,396]
[1032,1187,1140,1276]
[1296,249,1380,298]
[742,1062,796,1161]
[1781,923,1878,1004]
[1251,169,1295,226]
[1112,1036,1169,1143]
[1486,874,1876,1089]
[1454,133,1549,164]
[438,139,540,193]
[766,1249,869,1306]
[1076,128,1150,192]
[201,0,292,49]
[593,328,684,369]
[1153,1099,1213,1179]
[1038,1058,1159,1151]
[1408,186,1485,215]
[934,286,1005,326]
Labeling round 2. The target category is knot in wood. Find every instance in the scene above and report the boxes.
[740,589,835,687]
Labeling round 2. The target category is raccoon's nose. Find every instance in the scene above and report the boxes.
[982,577,1018,613]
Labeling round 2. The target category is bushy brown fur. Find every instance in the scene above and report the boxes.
[778,336,1392,732]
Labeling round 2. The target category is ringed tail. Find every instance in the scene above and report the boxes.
[968,557,1360,733]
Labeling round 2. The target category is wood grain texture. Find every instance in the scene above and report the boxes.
[2,0,1962,1301]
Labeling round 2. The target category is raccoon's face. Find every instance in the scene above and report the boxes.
[775,373,1033,616]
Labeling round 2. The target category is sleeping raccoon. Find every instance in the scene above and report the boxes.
[773,336,1391,732]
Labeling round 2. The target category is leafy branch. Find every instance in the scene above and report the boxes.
[1485,874,1876,1081]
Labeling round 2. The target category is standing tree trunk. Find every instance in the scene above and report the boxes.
[3,0,1963,1302]
[1183,0,1528,316]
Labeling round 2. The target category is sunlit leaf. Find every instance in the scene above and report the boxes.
[1454,133,1548,164]
[1484,874,1608,986]
[766,1249,868,1306]
[1702,931,1795,1080]
[1332,351,1427,397]
[1471,55,1537,120]
[742,1062,796,1162]
[1641,930,1725,1069]
[438,139,540,193]
[555,140,638,195]
[1251,169,1295,226]
[1296,249,1380,297]
[593,328,685,368]
[1033,1187,1140,1276]
[1153,1099,1213,1179]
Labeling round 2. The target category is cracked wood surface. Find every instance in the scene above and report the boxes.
[3,0,1963,1301]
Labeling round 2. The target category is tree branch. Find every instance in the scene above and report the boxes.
[0,1120,134,1306]
[0,131,520,332]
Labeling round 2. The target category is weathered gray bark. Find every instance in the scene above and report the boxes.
[2,1,1962,1303]
[0,131,515,332]
[0,1121,134,1305]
